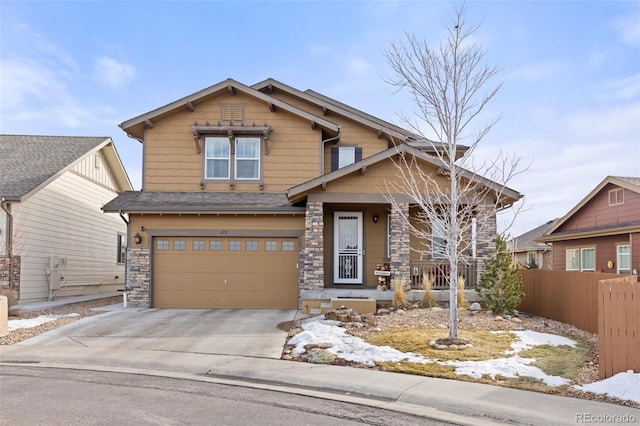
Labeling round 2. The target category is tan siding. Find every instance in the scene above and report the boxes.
[143,92,322,192]
[12,172,126,301]
[129,214,305,248]
[311,159,445,195]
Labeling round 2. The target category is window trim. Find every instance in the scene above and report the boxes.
[608,188,624,206]
[566,247,595,272]
[117,233,126,264]
[617,244,631,274]
[204,137,230,180]
[204,136,262,184]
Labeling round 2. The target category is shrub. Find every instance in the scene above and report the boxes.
[419,273,436,308]
[392,276,410,308]
[480,235,525,315]
[457,276,467,308]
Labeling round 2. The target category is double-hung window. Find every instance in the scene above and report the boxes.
[617,245,631,274]
[205,137,230,179]
[235,138,260,179]
[566,247,595,271]
[204,137,260,181]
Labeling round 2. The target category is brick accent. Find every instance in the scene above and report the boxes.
[390,203,410,281]
[475,204,497,283]
[126,247,150,308]
[303,201,324,292]
[0,255,20,294]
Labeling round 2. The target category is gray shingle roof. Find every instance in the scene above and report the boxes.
[102,191,302,213]
[0,135,110,200]
[509,219,557,252]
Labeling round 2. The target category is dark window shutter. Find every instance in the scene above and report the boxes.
[355,147,363,162]
[331,147,339,172]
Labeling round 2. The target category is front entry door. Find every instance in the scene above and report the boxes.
[334,212,363,284]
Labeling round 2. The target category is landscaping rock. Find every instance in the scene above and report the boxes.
[325,307,361,323]
[305,348,337,364]
[511,317,523,323]
[469,302,481,311]
[436,323,448,329]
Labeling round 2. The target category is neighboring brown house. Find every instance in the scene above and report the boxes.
[103,78,521,310]
[508,219,556,270]
[537,176,640,275]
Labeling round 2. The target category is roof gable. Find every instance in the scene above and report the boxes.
[509,219,557,251]
[120,78,340,141]
[543,175,640,238]
[0,135,132,202]
[286,143,521,206]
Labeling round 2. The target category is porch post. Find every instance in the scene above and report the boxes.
[390,202,410,283]
[303,201,324,292]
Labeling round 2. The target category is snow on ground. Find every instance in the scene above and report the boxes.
[575,371,640,404]
[7,313,80,332]
[290,316,640,403]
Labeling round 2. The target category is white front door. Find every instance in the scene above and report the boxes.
[334,212,363,284]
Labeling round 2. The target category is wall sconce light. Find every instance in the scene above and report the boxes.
[373,214,379,223]
[134,233,142,245]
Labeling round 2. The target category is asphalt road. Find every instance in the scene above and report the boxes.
[0,366,455,426]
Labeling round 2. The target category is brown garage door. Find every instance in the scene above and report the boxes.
[153,237,298,309]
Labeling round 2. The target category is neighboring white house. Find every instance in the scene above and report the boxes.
[0,135,132,302]
[508,219,557,270]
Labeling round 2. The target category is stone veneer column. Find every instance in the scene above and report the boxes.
[303,201,324,292]
[390,203,410,282]
[474,204,497,285]
[0,255,20,294]
[126,246,151,308]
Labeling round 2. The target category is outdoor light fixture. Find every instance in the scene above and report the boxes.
[134,233,142,245]
[373,214,379,223]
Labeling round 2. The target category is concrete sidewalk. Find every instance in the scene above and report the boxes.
[1,340,637,425]
[3,297,638,425]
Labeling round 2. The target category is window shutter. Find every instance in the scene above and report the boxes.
[355,147,363,162]
[331,147,339,172]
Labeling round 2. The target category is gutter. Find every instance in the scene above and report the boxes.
[1,198,14,288]
[319,127,341,175]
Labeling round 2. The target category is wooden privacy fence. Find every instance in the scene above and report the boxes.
[517,269,619,334]
[518,269,639,379]
[598,276,639,379]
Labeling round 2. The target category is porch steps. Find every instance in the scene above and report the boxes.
[301,298,377,316]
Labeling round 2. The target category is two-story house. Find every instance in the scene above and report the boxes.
[103,78,521,310]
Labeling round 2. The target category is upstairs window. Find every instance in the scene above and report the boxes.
[331,146,363,171]
[205,137,230,179]
[609,188,624,205]
[235,138,260,180]
[204,137,261,181]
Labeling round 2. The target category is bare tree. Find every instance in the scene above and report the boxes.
[384,4,526,341]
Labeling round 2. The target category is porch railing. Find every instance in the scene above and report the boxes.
[409,260,478,290]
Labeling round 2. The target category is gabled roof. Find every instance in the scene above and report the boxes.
[252,78,415,143]
[120,78,340,141]
[102,191,304,214]
[252,78,469,155]
[539,175,640,241]
[509,219,557,252]
[0,135,132,202]
[286,143,521,206]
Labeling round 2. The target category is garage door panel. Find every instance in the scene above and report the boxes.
[153,237,298,309]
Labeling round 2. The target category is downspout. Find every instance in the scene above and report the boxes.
[118,210,130,305]
[319,127,341,175]
[1,198,14,288]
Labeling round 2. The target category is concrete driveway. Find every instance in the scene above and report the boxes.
[17,307,299,359]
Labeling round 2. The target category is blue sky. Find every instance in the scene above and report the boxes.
[1,1,639,236]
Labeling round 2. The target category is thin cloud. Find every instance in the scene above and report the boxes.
[507,62,567,81]
[609,11,640,47]
[93,57,136,89]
